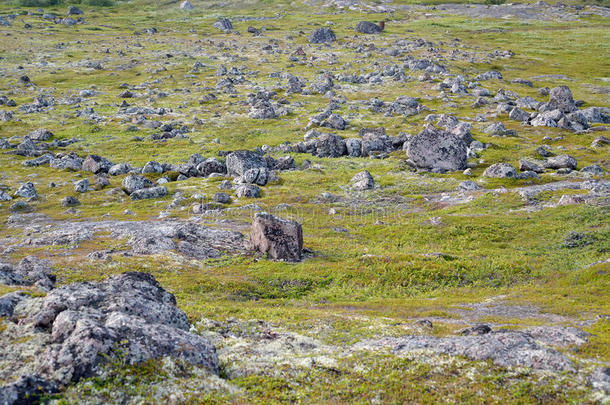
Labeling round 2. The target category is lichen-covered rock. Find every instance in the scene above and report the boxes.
[0,256,56,291]
[483,163,517,178]
[308,27,336,44]
[213,18,232,31]
[547,85,577,113]
[226,150,267,177]
[0,272,218,403]
[355,21,382,34]
[407,125,467,171]
[122,174,154,194]
[82,155,114,174]
[314,133,346,158]
[236,184,261,198]
[250,212,303,262]
[351,170,374,190]
[14,182,38,199]
[545,154,577,170]
[130,186,167,200]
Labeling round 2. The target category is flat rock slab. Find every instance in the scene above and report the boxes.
[356,328,581,371]
[5,214,245,259]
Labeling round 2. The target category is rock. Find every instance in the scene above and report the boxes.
[536,146,554,158]
[458,181,482,191]
[131,236,176,254]
[197,157,227,177]
[508,107,530,122]
[212,193,230,204]
[242,167,269,186]
[407,125,468,172]
[0,256,56,291]
[180,0,194,10]
[250,212,303,262]
[483,163,517,178]
[519,159,544,173]
[459,324,492,336]
[50,153,83,171]
[545,154,577,170]
[142,161,164,174]
[1,272,218,402]
[558,194,585,206]
[28,128,53,141]
[590,367,610,393]
[14,182,38,199]
[122,174,154,194]
[591,136,610,148]
[361,133,394,157]
[67,6,83,15]
[9,201,32,213]
[213,18,233,31]
[314,133,346,158]
[581,164,605,175]
[108,163,132,176]
[345,138,362,157]
[15,137,41,157]
[355,21,382,34]
[308,27,336,44]
[74,179,90,193]
[581,107,610,124]
[326,113,346,130]
[61,196,80,207]
[235,184,261,198]
[0,190,13,201]
[351,170,374,190]
[548,85,577,113]
[82,155,114,174]
[483,122,516,137]
[360,330,575,371]
[272,156,296,171]
[226,151,267,177]
[130,186,168,200]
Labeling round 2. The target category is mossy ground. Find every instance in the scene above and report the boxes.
[1,0,609,402]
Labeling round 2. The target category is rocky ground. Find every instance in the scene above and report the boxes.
[0,0,609,403]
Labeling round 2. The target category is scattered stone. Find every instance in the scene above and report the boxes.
[61,196,80,207]
[483,163,517,178]
[122,174,154,194]
[308,27,336,44]
[226,150,267,177]
[130,186,168,200]
[351,170,374,190]
[250,212,303,262]
[407,125,468,172]
[213,18,233,31]
[545,154,577,170]
[14,182,38,199]
[355,21,382,34]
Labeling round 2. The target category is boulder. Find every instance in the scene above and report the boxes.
[483,163,517,178]
[351,170,374,190]
[308,27,336,44]
[548,86,577,113]
[122,174,154,194]
[130,186,168,200]
[235,184,261,198]
[28,129,53,141]
[82,155,114,174]
[407,126,468,171]
[14,182,38,199]
[180,0,194,10]
[250,212,303,262]
[213,18,233,31]
[314,133,346,157]
[226,151,267,177]
[545,154,577,170]
[355,21,382,34]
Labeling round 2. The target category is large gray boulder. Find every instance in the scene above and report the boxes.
[355,21,382,34]
[308,27,336,44]
[213,18,233,31]
[14,182,38,199]
[407,126,468,171]
[250,212,303,262]
[0,272,218,404]
[226,150,267,177]
[351,170,374,190]
[545,154,577,170]
[547,86,577,113]
[130,186,168,200]
[82,155,114,174]
[122,174,154,194]
[314,133,346,157]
